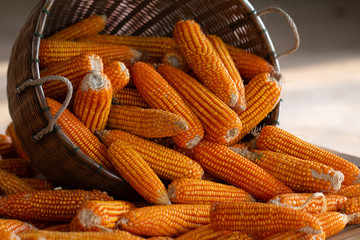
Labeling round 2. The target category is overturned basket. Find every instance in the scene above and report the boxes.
[7,0,299,200]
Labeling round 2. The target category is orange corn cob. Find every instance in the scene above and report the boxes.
[167,178,254,205]
[78,34,176,60]
[103,60,130,94]
[228,72,282,145]
[226,44,279,81]
[0,189,112,222]
[235,147,344,193]
[175,224,232,240]
[18,229,145,240]
[107,140,171,205]
[148,238,174,240]
[312,211,352,238]
[216,232,254,240]
[161,49,189,72]
[268,193,348,213]
[46,97,113,170]
[0,218,36,234]
[39,40,142,68]
[42,223,70,232]
[106,105,189,138]
[70,200,136,231]
[0,168,34,194]
[341,197,360,224]
[97,129,204,180]
[46,15,106,41]
[256,125,360,185]
[335,183,360,198]
[0,158,34,177]
[112,88,150,108]
[192,140,293,202]
[173,20,239,108]
[0,231,18,240]
[157,64,242,144]
[207,35,246,112]
[210,202,323,235]
[40,53,103,101]
[262,231,325,240]
[131,61,204,148]
[21,178,53,190]
[73,71,112,133]
[0,134,16,158]
[6,123,30,162]
[117,204,211,237]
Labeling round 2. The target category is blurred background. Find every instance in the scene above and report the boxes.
[0,0,359,156]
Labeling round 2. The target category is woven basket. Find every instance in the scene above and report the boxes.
[7,0,299,200]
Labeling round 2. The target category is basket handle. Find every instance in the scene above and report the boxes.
[15,75,73,141]
[256,7,300,59]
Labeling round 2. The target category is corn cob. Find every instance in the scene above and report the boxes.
[228,72,282,145]
[106,105,189,138]
[0,189,112,222]
[157,64,242,144]
[46,15,106,41]
[167,178,254,205]
[0,134,16,158]
[46,97,113,170]
[6,123,30,162]
[0,168,34,194]
[335,183,360,198]
[21,178,53,190]
[39,40,142,68]
[78,34,176,60]
[0,158,34,177]
[131,61,204,148]
[112,88,150,108]
[216,232,254,240]
[0,218,37,234]
[312,211,353,238]
[117,204,211,237]
[97,129,204,180]
[107,140,171,205]
[268,193,348,213]
[0,231,19,240]
[40,53,103,101]
[73,71,112,133]
[173,20,239,108]
[262,231,325,240]
[148,238,174,240]
[161,49,189,72]
[42,223,70,232]
[226,44,280,81]
[207,35,246,112]
[256,125,360,185]
[341,197,360,224]
[175,224,232,240]
[234,147,344,193]
[192,140,293,202]
[18,229,145,240]
[103,60,130,94]
[70,200,136,231]
[210,202,323,235]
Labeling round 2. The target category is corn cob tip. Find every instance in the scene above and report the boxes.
[311,169,344,192]
[270,69,282,81]
[81,71,110,91]
[299,226,324,236]
[229,93,239,108]
[225,128,240,142]
[186,135,202,149]
[343,213,360,224]
[131,49,144,63]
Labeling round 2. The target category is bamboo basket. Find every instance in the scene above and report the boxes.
[7,0,299,200]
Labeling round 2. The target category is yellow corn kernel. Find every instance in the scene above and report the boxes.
[112,87,149,108]
[335,183,360,198]
[103,60,130,94]
[312,212,351,238]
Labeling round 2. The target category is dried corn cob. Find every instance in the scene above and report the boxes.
[0,218,37,234]
[335,183,360,198]
[73,71,112,133]
[210,202,323,235]
[70,200,136,231]
[228,72,282,145]
[131,61,204,148]
[0,231,19,240]
[107,140,171,205]
[173,20,239,108]
[46,97,113,170]
[161,49,189,72]
[40,53,103,101]
[0,189,112,222]
[46,15,106,41]
[6,123,30,162]
[117,204,211,237]
[341,197,360,224]
[97,129,204,180]
[312,211,352,238]
[0,158,34,177]
[0,168,34,194]
[18,229,145,240]
[268,193,348,213]
[216,232,254,240]
[175,224,232,240]
[167,178,254,205]
[226,44,280,81]
[192,140,293,202]
[103,60,130,94]
[256,125,360,185]
[21,178,53,190]
[106,105,189,138]
[39,40,142,68]
[0,134,16,158]
[79,34,176,60]
[157,64,242,144]
[262,231,325,240]
[42,223,70,232]
[112,88,150,108]
[207,35,246,112]
[234,147,344,193]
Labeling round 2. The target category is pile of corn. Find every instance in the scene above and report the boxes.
[1,14,360,240]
